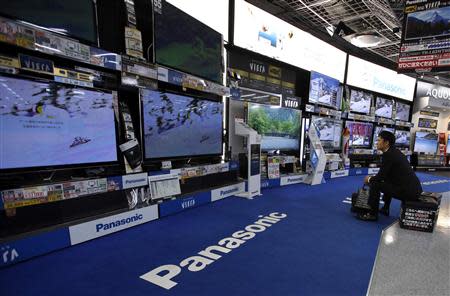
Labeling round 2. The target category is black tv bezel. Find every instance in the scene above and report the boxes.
[0,0,98,46]
[394,129,411,149]
[308,71,342,110]
[374,96,394,119]
[247,102,301,152]
[0,73,121,174]
[413,131,438,154]
[311,115,343,150]
[140,88,224,162]
[154,0,224,84]
[345,120,374,149]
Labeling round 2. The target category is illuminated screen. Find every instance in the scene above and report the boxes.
[350,89,372,114]
[414,131,438,154]
[345,121,373,148]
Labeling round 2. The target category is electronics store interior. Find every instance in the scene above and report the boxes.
[0,1,449,296]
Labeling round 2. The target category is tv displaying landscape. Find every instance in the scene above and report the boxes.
[0,75,118,170]
[405,6,450,40]
[345,121,373,148]
[154,0,223,83]
[350,89,372,114]
[395,130,411,149]
[414,131,438,154]
[372,126,395,149]
[141,89,223,159]
[309,71,341,109]
[248,103,301,151]
[375,97,393,119]
[395,102,411,122]
[311,116,342,150]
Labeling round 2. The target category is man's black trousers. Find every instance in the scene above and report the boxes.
[368,181,421,216]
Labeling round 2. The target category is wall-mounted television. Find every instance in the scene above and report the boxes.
[309,71,341,109]
[375,97,393,119]
[395,130,411,149]
[414,131,438,154]
[349,89,372,114]
[0,75,118,171]
[247,103,301,151]
[405,6,450,40]
[345,121,373,148]
[141,89,223,159]
[372,126,395,149]
[0,0,97,44]
[447,135,450,154]
[395,101,411,122]
[311,116,342,150]
[154,0,223,83]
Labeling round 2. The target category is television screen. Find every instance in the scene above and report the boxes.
[405,6,450,40]
[372,126,395,149]
[447,135,450,154]
[0,0,97,44]
[345,121,373,148]
[375,97,393,118]
[395,102,411,121]
[414,131,438,154]
[395,130,411,148]
[248,103,301,151]
[0,75,118,170]
[350,89,372,114]
[142,89,223,159]
[311,116,342,150]
[309,71,341,109]
[154,1,223,83]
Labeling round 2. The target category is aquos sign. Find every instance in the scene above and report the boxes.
[416,81,450,101]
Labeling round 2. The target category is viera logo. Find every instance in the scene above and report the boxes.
[249,62,265,74]
[181,199,195,209]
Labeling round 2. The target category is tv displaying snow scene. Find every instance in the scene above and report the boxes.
[394,130,411,149]
[142,89,223,159]
[395,101,411,122]
[414,131,438,154]
[405,6,450,40]
[375,97,393,119]
[372,126,395,149]
[350,89,372,114]
[345,121,373,148]
[311,116,342,150]
[0,75,118,170]
[309,71,341,109]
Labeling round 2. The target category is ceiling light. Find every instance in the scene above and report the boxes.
[326,25,335,37]
[350,34,384,48]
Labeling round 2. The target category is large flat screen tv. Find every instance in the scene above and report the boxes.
[395,130,411,149]
[414,131,438,154]
[247,103,301,151]
[405,6,450,40]
[154,0,223,83]
[141,89,223,159]
[375,97,393,119]
[345,121,373,148]
[372,126,395,149]
[309,71,341,109]
[447,135,450,154]
[395,101,411,122]
[0,75,118,171]
[349,89,372,114]
[311,116,342,150]
[0,0,97,44]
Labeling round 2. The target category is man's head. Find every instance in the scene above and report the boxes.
[376,130,395,151]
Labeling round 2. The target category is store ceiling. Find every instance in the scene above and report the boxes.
[249,0,450,87]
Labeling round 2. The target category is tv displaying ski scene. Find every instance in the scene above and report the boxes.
[0,75,118,170]
[372,126,394,149]
[350,89,372,114]
[405,6,450,40]
[414,131,438,154]
[375,97,393,118]
[345,121,373,147]
[395,102,411,121]
[142,89,223,159]
[309,71,340,109]
[311,116,342,149]
[395,130,411,148]
[248,103,300,151]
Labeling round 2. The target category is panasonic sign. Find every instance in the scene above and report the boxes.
[140,212,288,290]
[122,173,149,189]
[280,175,306,186]
[95,214,143,232]
[211,183,245,202]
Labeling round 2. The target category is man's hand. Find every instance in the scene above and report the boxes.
[364,176,371,184]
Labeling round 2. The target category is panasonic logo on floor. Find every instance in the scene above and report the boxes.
[140,212,288,290]
[96,214,143,232]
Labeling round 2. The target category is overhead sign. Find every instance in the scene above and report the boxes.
[416,80,450,100]
[347,55,416,101]
[398,1,450,73]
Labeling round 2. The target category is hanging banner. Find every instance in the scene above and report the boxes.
[398,1,450,73]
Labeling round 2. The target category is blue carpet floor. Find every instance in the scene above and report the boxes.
[0,173,448,296]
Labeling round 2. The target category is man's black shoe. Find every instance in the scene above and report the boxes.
[356,212,378,221]
[379,207,389,216]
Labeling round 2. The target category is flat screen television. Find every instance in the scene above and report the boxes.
[247,103,301,151]
[395,130,411,149]
[395,101,411,122]
[0,75,118,171]
[375,97,393,119]
[345,121,373,148]
[372,126,395,149]
[447,135,450,154]
[0,0,97,44]
[405,6,450,40]
[309,71,341,109]
[414,131,438,154]
[154,0,223,83]
[141,89,223,159]
[349,89,372,114]
[311,116,342,150]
